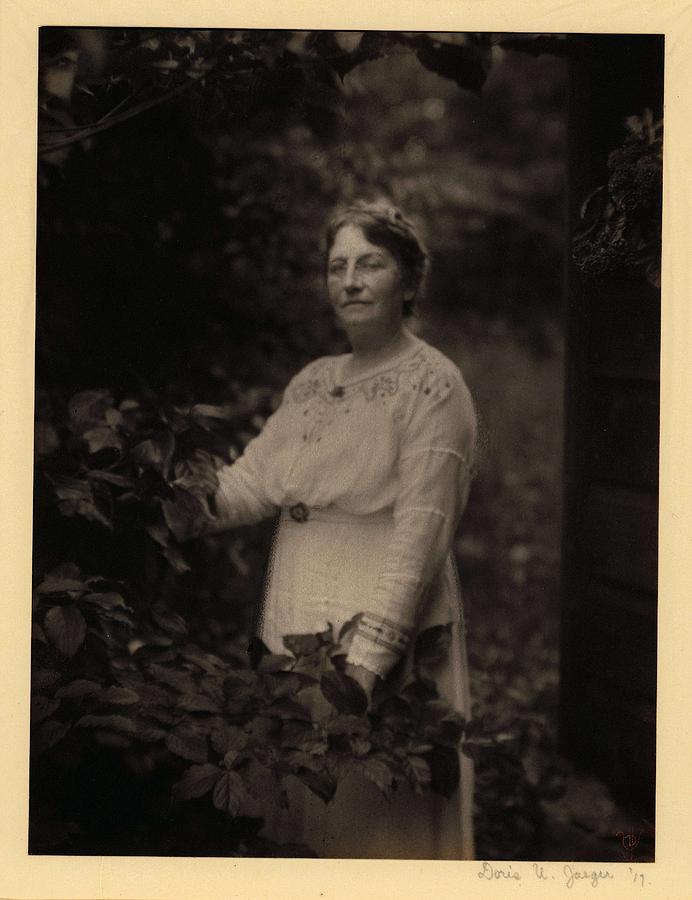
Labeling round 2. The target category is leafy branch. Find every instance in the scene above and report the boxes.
[39,80,196,155]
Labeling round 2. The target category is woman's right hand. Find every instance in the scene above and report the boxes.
[161,487,219,542]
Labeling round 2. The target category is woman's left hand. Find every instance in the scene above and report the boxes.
[344,662,378,702]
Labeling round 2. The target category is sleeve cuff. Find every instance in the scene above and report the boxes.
[344,612,412,677]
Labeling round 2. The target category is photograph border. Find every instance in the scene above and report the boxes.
[2,1,691,898]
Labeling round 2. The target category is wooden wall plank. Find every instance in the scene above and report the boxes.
[588,380,659,489]
[559,685,656,813]
[582,486,659,593]
[562,579,657,700]
[587,278,661,383]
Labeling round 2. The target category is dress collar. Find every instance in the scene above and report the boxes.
[331,330,425,388]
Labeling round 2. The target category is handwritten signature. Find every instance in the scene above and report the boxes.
[478,861,618,888]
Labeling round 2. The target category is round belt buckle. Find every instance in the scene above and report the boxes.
[289,502,309,523]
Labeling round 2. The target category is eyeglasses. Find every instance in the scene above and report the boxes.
[327,259,385,278]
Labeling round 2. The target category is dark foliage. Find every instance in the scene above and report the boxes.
[573,110,663,288]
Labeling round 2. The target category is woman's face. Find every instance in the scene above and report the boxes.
[327,224,410,335]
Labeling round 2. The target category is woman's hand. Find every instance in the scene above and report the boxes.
[161,489,218,542]
[344,662,378,703]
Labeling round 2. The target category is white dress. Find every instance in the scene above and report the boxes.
[213,330,477,859]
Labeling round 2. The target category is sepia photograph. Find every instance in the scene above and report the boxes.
[26,23,663,869]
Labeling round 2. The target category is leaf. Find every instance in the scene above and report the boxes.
[161,486,206,542]
[415,38,490,93]
[291,644,333,680]
[151,607,189,637]
[36,575,86,596]
[56,679,102,699]
[414,624,452,674]
[180,647,227,674]
[31,719,70,757]
[297,768,337,803]
[105,408,123,428]
[166,727,208,763]
[263,697,312,722]
[212,770,246,816]
[136,723,167,743]
[243,757,283,809]
[47,475,112,528]
[190,403,236,427]
[77,714,137,734]
[68,389,113,425]
[49,562,81,579]
[33,668,61,691]
[283,625,333,657]
[83,426,122,454]
[223,669,257,691]
[127,682,173,707]
[88,470,134,489]
[350,736,371,757]
[82,592,131,612]
[325,714,371,736]
[288,727,328,757]
[31,696,61,724]
[423,713,465,747]
[148,664,196,694]
[498,34,577,59]
[172,763,222,801]
[68,389,113,427]
[334,31,363,53]
[256,653,293,674]
[285,749,325,773]
[360,757,394,794]
[100,686,139,705]
[262,671,306,699]
[406,755,432,792]
[35,421,60,456]
[178,693,220,714]
[338,612,362,644]
[94,730,132,749]
[211,724,248,756]
[96,608,134,628]
[145,521,170,548]
[131,430,175,477]
[142,706,178,726]
[44,606,87,657]
[374,694,413,732]
[162,544,192,574]
[320,670,368,716]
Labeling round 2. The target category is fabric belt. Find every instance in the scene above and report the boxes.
[281,503,394,526]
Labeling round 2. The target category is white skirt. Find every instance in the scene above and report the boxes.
[256,505,475,859]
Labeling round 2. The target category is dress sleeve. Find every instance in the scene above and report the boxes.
[206,389,291,532]
[208,432,279,531]
[345,361,476,678]
[205,357,325,533]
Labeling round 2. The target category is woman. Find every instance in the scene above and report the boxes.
[204,199,477,859]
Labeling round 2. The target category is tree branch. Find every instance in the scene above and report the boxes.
[38,79,195,155]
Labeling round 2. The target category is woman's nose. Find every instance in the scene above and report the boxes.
[344,263,363,290]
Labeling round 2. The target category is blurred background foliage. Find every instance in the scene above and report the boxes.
[34,28,624,859]
[37,28,566,392]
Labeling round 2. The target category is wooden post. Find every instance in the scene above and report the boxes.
[560,35,663,818]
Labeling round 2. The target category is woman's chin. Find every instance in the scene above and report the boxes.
[337,308,378,328]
